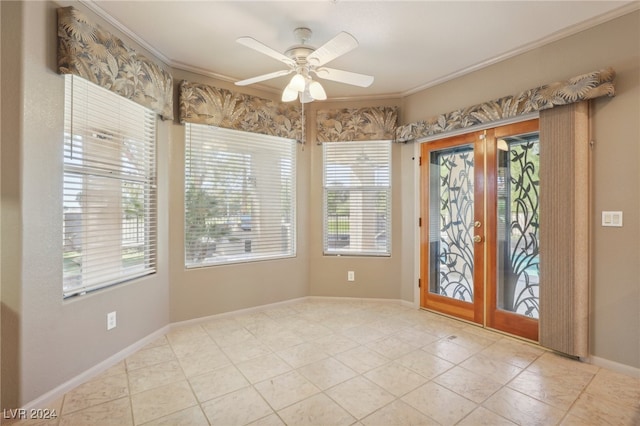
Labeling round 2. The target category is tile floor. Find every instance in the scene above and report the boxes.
[11,299,640,425]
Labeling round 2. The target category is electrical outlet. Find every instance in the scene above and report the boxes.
[107,311,117,330]
[347,271,355,281]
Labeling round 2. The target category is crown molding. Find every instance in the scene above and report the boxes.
[402,1,640,97]
[80,0,639,102]
[79,0,172,66]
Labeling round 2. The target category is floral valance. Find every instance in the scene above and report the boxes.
[57,6,174,120]
[179,81,302,140]
[396,67,615,142]
[316,106,398,143]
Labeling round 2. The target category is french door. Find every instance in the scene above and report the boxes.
[420,119,539,341]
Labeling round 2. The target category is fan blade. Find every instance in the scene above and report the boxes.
[307,32,358,66]
[314,67,374,88]
[235,69,292,86]
[236,36,295,66]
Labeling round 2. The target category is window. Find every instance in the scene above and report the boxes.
[323,140,391,256]
[184,124,296,267]
[63,75,157,298]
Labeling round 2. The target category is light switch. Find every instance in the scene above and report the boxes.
[602,211,623,227]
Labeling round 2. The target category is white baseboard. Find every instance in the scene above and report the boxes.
[22,325,170,412]
[170,296,309,329]
[585,355,640,378]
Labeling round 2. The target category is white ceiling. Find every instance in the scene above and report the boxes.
[85,0,638,100]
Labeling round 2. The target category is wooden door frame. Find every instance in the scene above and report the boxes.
[420,119,540,341]
[486,119,539,341]
[420,131,485,325]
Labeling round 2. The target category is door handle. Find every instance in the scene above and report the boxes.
[473,235,483,243]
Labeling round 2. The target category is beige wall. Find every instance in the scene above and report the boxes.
[402,11,640,369]
[1,0,638,410]
[305,99,407,301]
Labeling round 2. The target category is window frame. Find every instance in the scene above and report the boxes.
[322,140,392,257]
[63,75,157,299]
[184,123,297,268]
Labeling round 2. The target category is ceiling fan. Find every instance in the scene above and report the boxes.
[234,27,374,103]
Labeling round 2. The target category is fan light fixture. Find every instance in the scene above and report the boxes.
[235,27,374,104]
[282,71,327,103]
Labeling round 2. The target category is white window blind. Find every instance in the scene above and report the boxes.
[323,140,391,256]
[185,124,296,267]
[63,75,157,298]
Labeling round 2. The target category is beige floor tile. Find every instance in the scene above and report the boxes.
[233,311,273,326]
[393,327,440,347]
[177,345,231,378]
[188,364,249,403]
[478,338,545,369]
[254,370,320,410]
[456,406,516,426]
[527,351,599,377]
[507,369,586,410]
[395,349,454,380]
[200,315,243,333]
[364,362,429,397]
[567,390,640,425]
[169,336,218,359]
[201,386,273,425]
[246,413,286,426]
[258,330,307,351]
[321,314,368,333]
[340,324,389,345]
[325,376,395,420]
[361,400,438,426]
[166,325,209,345]
[222,339,273,363]
[421,338,478,364]
[58,397,133,426]
[459,353,522,385]
[312,333,360,355]
[278,393,356,426]
[210,327,256,348]
[100,361,127,378]
[367,317,414,335]
[366,336,417,359]
[125,345,176,372]
[61,372,129,415]
[44,300,640,426]
[130,380,197,425]
[482,387,566,426]
[297,357,358,390]
[235,353,292,383]
[289,320,334,341]
[434,365,502,403]
[138,406,208,426]
[443,327,499,351]
[402,381,477,425]
[262,305,299,319]
[584,368,640,407]
[127,360,186,395]
[276,341,329,368]
[335,345,391,374]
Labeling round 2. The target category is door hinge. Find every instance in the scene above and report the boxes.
[418,217,422,227]
[418,278,421,288]
[419,156,422,166]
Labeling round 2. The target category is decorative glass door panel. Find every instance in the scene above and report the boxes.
[421,133,485,324]
[429,145,475,302]
[496,135,540,318]
[421,120,539,340]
